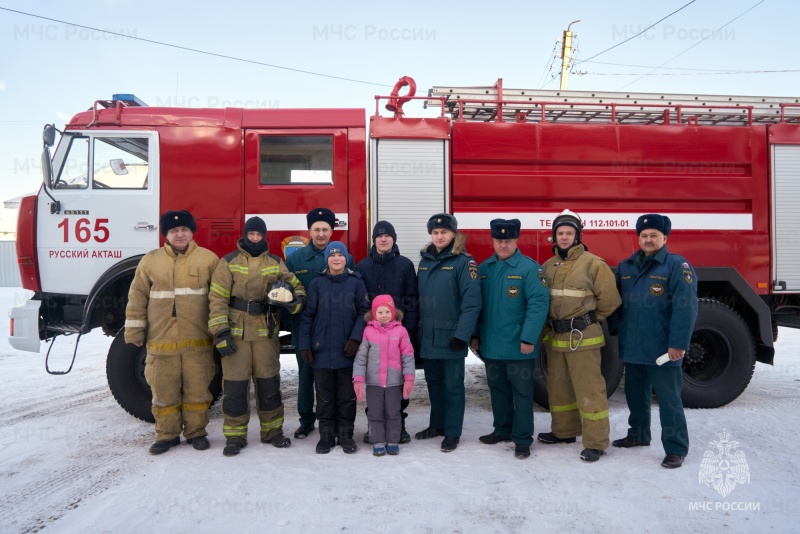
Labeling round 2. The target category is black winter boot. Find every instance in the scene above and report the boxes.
[415,427,445,440]
[339,432,358,454]
[537,432,576,445]
[186,436,210,451]
[441,436,460,452]
[263,433,291,448]
[149,437,180,455]
[316,434,336,454]
[223,437,247,457]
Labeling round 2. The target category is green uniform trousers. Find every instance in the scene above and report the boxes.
[145,348,215,442]
[294,350,316,426]
[545,347,610,450]
[623,362,689,456]
[221,340,284,443]
[423,358,465,437]
[485,359,535,446]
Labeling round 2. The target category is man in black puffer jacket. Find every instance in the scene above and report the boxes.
[355,221,419,443]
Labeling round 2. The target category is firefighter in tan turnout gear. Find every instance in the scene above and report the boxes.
[125,210,219,455]
[537,209,621,462]
[208,217,306,457]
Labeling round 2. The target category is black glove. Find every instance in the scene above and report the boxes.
[449,337,467,351]
[301,349,314,364]
[215,329,238,357]
[344,339,360,358]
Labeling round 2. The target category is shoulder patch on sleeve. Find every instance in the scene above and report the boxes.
[538,268,547,287]
[468,260,478,280]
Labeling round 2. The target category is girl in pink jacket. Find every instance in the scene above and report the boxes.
[353,295,415,456]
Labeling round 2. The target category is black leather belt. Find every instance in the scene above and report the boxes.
[548,312,597,333]
[229,296,267,315]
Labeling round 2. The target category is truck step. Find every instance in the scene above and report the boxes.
[46,322,83,335]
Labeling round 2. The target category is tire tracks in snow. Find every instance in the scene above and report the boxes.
[0,385,109,427]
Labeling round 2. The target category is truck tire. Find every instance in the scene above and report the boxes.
[106,330,223,423]
[681,298,756,408]
[533,322,623,409]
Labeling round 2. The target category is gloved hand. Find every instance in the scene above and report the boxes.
[344,339,359,358]
[301,349,314,364]
[403,380,414,400]
[449,337,467,351]
[215,329,238,357]
[353,381,365,402]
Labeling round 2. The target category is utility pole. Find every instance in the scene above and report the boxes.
[560,20,580,90]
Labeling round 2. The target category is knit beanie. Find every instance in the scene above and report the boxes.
[324,241,350,263]
[243,216,267,237]
[372,220,397,242]
[371,294,396,320]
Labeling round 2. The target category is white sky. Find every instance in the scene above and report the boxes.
[1,0,797,212]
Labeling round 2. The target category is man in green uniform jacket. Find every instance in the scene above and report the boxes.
[471,219,549,460]
[416,213,481,453]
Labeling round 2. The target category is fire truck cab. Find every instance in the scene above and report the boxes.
[9,78,800,421]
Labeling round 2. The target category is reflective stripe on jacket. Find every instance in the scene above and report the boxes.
[541,244,621,353]
[124,241,219,354]
[208,240,305,341]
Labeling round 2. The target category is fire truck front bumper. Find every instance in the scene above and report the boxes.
[9,299,42,353]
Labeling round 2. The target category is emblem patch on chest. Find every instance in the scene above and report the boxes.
[650,282,665,296]
[507,286,519,298]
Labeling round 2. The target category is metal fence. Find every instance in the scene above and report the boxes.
[0,241,21,287]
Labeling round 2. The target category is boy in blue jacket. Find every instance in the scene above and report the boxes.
[299,242,370,454]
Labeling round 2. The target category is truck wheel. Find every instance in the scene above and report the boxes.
[106,330,223,423]
[533,322,623,410]
[681,298,756,408]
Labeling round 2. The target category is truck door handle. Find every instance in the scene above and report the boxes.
[134,223,157,231]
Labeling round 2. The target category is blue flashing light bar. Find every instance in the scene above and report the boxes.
[112,94,147,107]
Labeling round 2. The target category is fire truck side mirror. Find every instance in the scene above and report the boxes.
[43,124,56,148]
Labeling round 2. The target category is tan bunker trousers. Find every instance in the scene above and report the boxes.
[221,339,284,443]
[545,347,610,450]
[145,348,216,442]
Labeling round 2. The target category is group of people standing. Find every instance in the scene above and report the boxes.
[125,206,697,469]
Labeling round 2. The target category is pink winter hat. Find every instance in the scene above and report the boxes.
[371,294,396,319]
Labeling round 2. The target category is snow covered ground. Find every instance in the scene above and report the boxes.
[0,287,798,533]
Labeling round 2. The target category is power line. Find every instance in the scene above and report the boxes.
[536,40,560,89]
[577,68,800,76]
[581,59,781,72]
[0,6,390,88]
[574,0,697,66]
[618,0,766,89]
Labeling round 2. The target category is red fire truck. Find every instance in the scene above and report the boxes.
[9,76,800,421]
